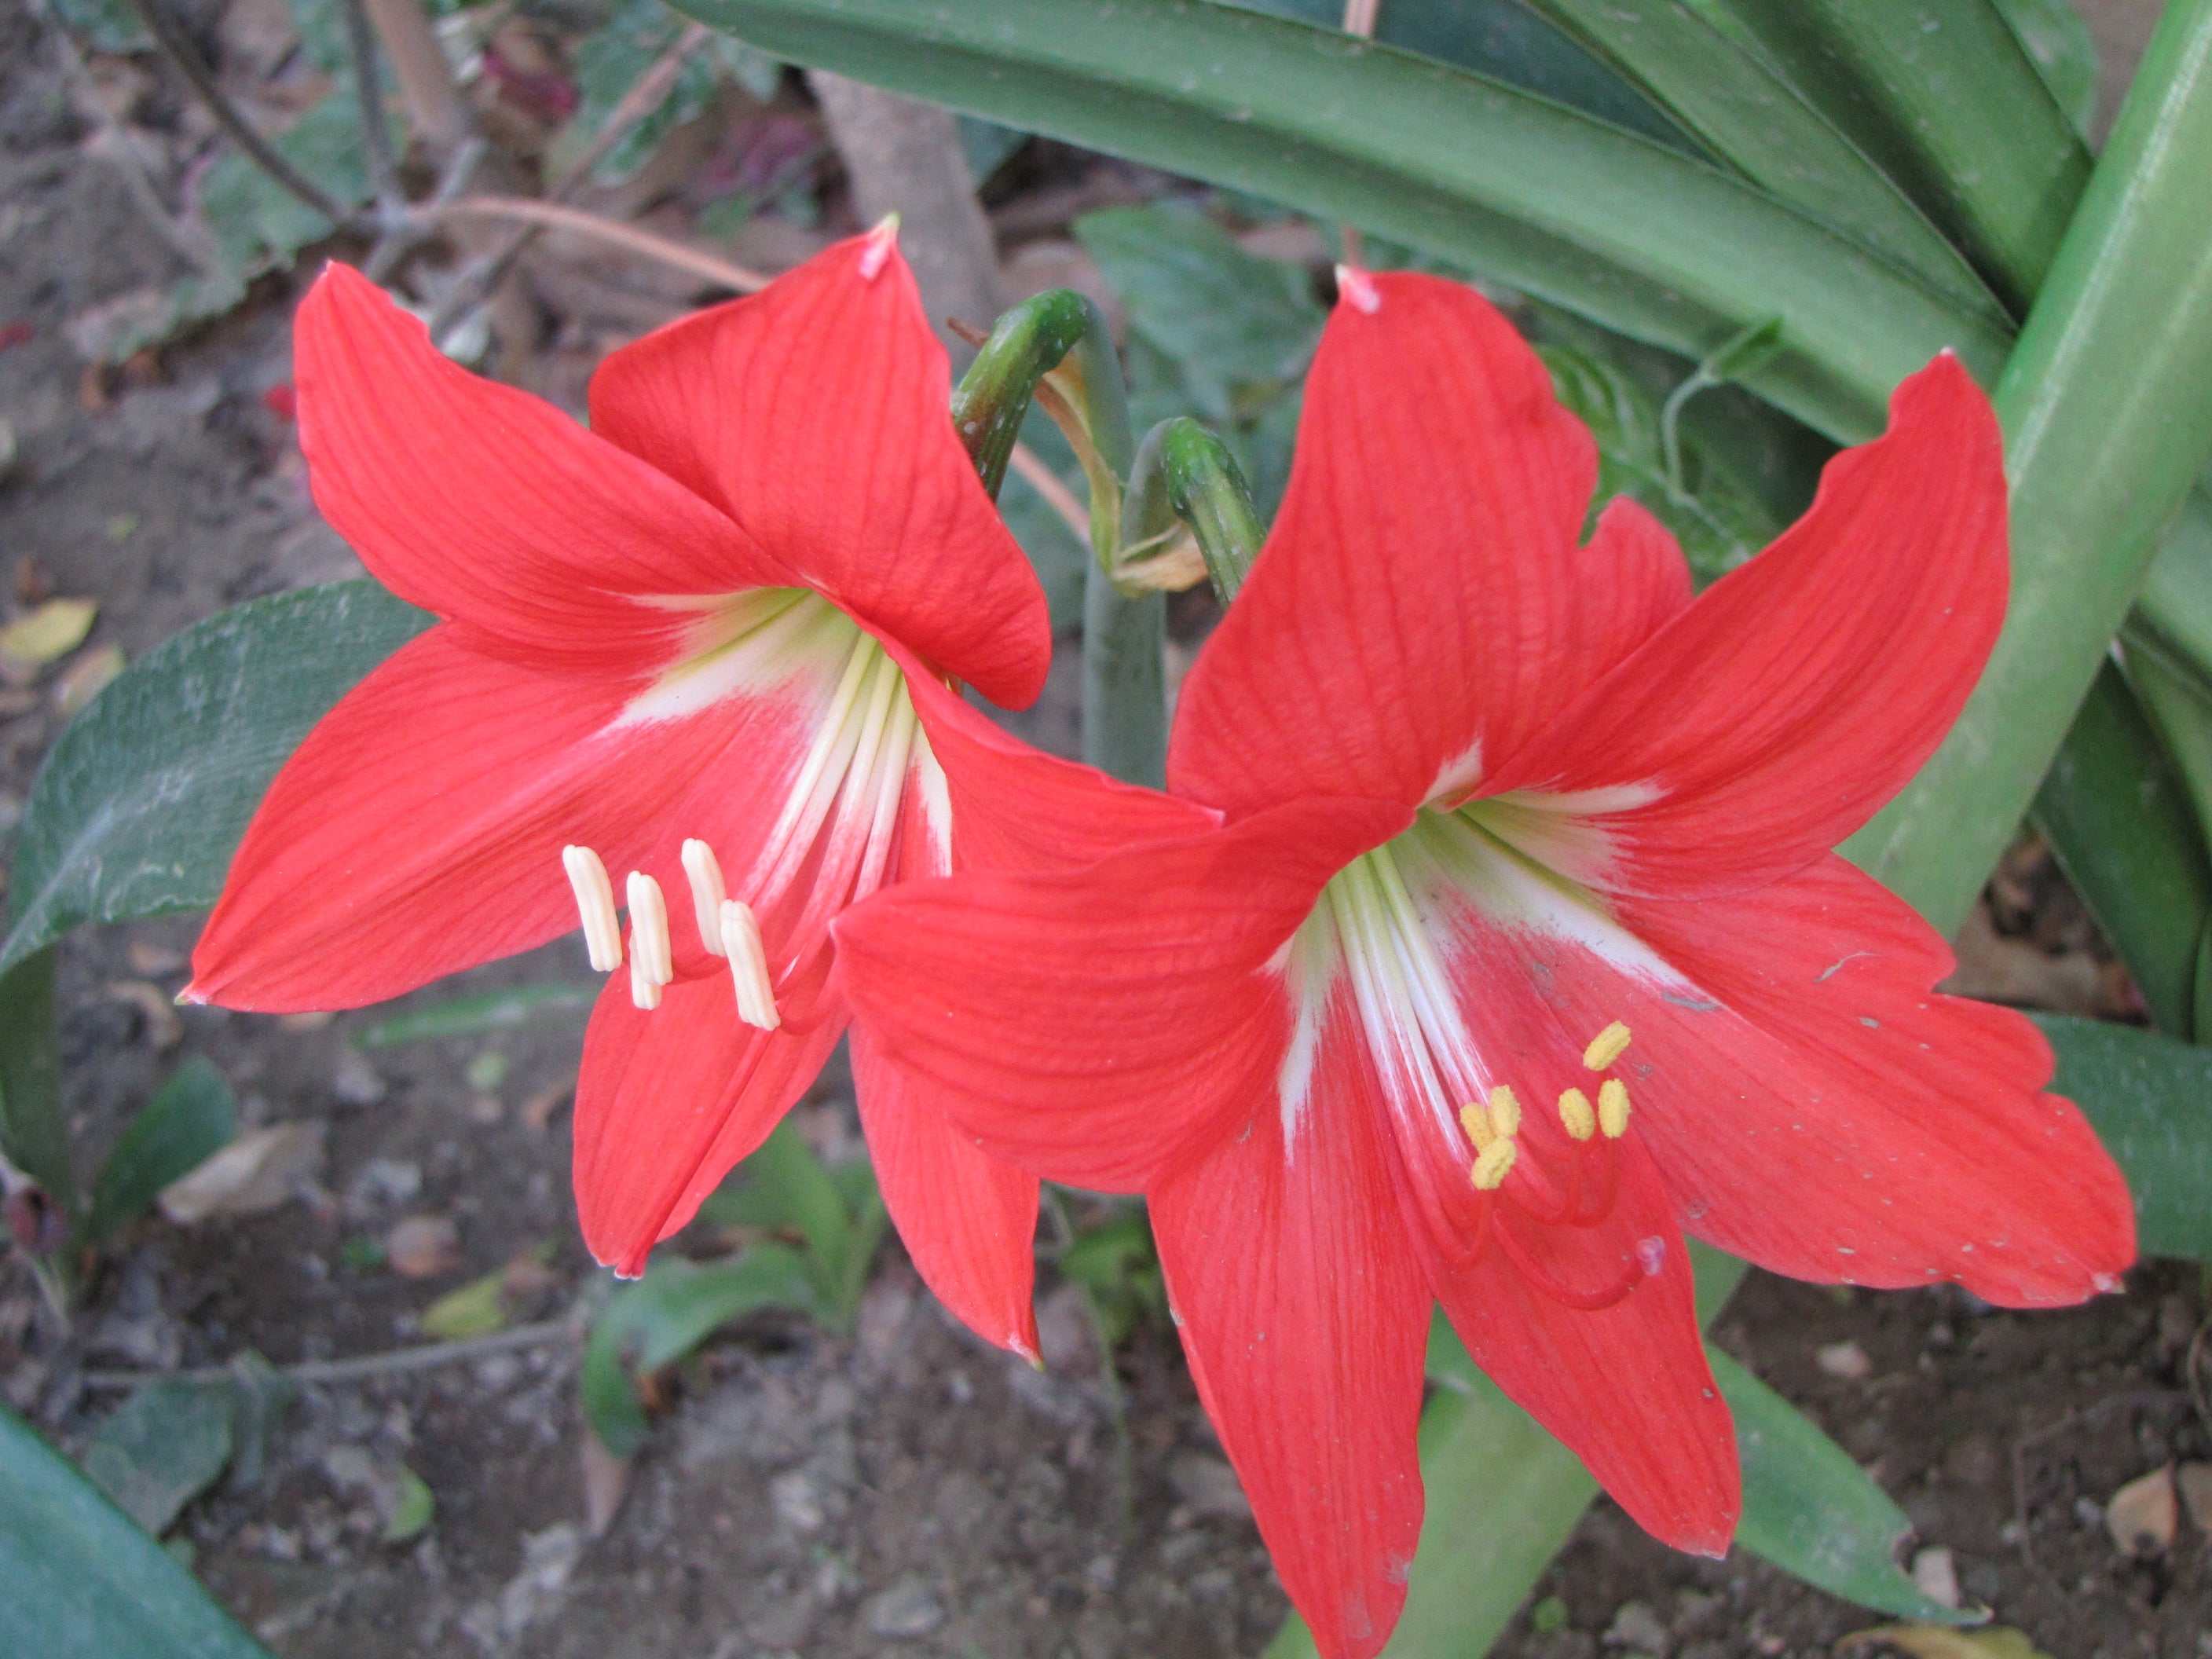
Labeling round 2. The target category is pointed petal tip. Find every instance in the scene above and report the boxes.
[859,214,902,280]
[1334,262,1382,313]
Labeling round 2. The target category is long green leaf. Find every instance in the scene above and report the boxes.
[2,582,433,976]
[86,1057,238,1244]
[1847,0,2212,936]
[2028,661,2212,1040]
[353,983,601,1048]
[1519,0,2009,324]
[0,1404,275,1659]
[0,949,69,1214]
[1705,0,2090,310]
[1715,1351,1972,1624]
[668,0,2011,444]
[2037,1013,2212,1262]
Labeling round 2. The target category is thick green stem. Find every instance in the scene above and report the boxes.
[949,289,1095,498]
[1136,418,1266,602]
[1844,0,2212,936]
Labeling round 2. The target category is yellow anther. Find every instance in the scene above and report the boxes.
[1458,1099,1494,1152]
[1470,1137,1518,1191]
[1487,1085,1522,1141]
[1583,1020,1632,1071]
[1599,1078,1632,1139]
[1558,1087,1596,1141]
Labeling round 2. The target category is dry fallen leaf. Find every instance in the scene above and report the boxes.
[55,642,124,718]
[104,980,182,1050]
[2177,1461,2212,1533]
[1837,1626,2053,1659]
[385,1215,463,1280]
[519,1074,576,1133]
[581,1432,631,1537]
[0,596,97,671]
[158,1120,327,1223]
[2105,1463,2177,1555]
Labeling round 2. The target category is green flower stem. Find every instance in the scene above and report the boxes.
[1845,0,2212,937]
[948,289,1096,499]
[1136,417,1267,602]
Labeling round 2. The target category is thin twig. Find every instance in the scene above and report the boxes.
[338,0,402,222]
[426,23,711,337]
[1008,441,1094,543]
[82,1317,575,1390]
[362,131,486,282]
[123,0,353,228]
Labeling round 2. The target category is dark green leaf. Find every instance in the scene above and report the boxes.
[558,0,730,185]
[2028,661,2212,1040]
[382,1467,434,1543]
[80,1379,235,1536]
[2035,1013,2212,1262]
[200,93,386,277]
[669,0,2012,445]
[354,983,601,1048]
[51,0,149,53]
[0,949,71,1218]
[1717,1350,1975,1623]
[218,1354,295,1490]
[697,1119,883,1317]
[581,1243,819,1456]
[1848,3,2212,936]
[1519,0,2008,324]
[87,1057,237,1243]
[0,1404,273,1658]
[1991,0,2098,137]
[1704,0,2090,310]
[958,115,1028,183]
[4,581,432,976]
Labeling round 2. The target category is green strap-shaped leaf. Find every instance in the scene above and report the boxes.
[0,948,69,1214]
[2,581,433,977]
[2036,1013,2212,1262]
[2029,660,2212,1041]
[1703,0,2091,311]
[665,0,2012,445]
[1847,0,2212,937]
[1519,0,2009,325]
[0,1404,275,1659]
[353,983,602,1048]
[86,1057,239,1244]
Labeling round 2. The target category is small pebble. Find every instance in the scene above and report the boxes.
[1816,1341,1871,1379]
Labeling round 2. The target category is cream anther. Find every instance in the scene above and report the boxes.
[562,845,622,972]
[1458,1098,1493,1151]
[1486,1085,1522,1141]
[626,871,672,1010]
[1583,1020,1632,1071]
[858,213,900,280]
[1470,1137,1517,1191]
[1558,1086,1595,1141]
[1598,1078,1631,1139]
[681,838,728,957]
[718,899,780,1031]
[1335,263,1382,313]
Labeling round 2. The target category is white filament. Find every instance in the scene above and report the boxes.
[717,899,780,1030]
[681,838,728,957]
[562,845,622,972]
[626,871,672,1009]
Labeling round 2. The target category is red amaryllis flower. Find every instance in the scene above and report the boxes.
[188,230,1210,1355]
[837,270,2137,1657]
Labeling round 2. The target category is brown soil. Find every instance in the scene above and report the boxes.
[2,5,2207,1657]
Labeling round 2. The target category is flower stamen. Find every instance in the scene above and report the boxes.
[562,845,622,972]
[718,899,780,1030]
[681,838,728,957]
[626,871,672,1010]
[1582,1020,1632,1071]
[1558,1086,1596,1141]
[1599,1078,1631,1139]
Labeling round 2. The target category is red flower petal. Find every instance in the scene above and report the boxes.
[1151,1043,1429,1659]
[1170,272,1639,819]
[1426,1139,1738,1555]
[851,1024,1041,1360]
[885,638,1221,874]
[588,234,1051,709]
[295,265,793,673]
[833,799,1411,1191]
[1478,353,2008,897]
[189,624,829,1011]
[1592,856,2136,1305]
[573,973,847,1276]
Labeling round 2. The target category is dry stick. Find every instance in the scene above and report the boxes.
[338,0,403,223]
[1338,0,1380,268]
[419,196,1094,543]
[426,23,712,336]
[82,1317,576,1391]
[363,0,471,157]
[123,0,353,229]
